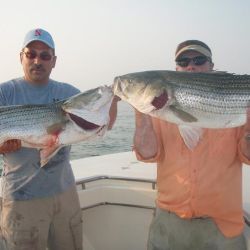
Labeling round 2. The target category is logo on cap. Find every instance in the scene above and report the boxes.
[35,29,42,36]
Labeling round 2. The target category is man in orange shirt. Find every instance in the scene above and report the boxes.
[134,40,250,250]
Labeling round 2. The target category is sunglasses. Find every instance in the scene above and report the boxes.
[176,56,210,67]
[21,50,54,61]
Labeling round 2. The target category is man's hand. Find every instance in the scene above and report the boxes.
[108,95,121,130]
[0,139,21,154]
[241,108,250,159]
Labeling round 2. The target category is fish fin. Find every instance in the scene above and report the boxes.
[39,145,62,167]
[178,125,203,150]
[210,70,231,74]
[169,105,197,123]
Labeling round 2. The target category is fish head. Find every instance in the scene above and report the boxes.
[113,71,172,113]
[62,86,114,134]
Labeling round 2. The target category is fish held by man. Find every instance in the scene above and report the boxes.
[0,85,114,166]
[112,70,250,149]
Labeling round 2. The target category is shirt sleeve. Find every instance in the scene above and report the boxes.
[0,84,10,106]
[63,83,81,97]
[69,85,81,95]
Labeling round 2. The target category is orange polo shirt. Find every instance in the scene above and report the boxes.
[135,118,250,237]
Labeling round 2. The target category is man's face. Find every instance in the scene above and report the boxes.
[175,50,214,73]
[20,41,57,84]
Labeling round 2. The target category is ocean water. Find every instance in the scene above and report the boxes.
[70,101,135,160]
[0,102,135,168]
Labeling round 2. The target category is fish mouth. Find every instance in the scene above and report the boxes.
[68,113,101,130]
[151,91,168,110]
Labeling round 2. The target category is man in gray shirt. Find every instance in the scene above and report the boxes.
[0,28,85,250]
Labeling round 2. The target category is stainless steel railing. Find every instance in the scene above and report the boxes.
[76,176,156,211]
[76,175,157,190]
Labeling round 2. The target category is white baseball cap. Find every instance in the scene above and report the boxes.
[22,28,55,49]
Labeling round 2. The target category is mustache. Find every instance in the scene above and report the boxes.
[30,65,45,71]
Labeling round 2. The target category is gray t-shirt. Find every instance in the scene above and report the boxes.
[0,77,80,200]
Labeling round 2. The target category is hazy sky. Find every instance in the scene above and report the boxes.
[0,0,250,91]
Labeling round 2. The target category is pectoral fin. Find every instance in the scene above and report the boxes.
[169,105,197,123]
[178,125,203,150]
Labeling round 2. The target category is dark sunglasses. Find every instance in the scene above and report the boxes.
[21,50,54,61]
[176,56,210,67]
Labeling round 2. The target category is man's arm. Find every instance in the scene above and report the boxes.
[0,139,21,154]
[133,110,158,159]
[108,96,120,130]
[240,108,250,160]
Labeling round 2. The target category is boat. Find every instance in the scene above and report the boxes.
[71,151,250,250]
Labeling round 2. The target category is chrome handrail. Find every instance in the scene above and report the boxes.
[81,202,156,211]
[76,175,157,190]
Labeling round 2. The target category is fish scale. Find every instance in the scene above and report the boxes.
[0,103,65,144]
[172,81,250,112]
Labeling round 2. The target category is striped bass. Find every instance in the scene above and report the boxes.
[0,86,113,166]
[112,70,250,149]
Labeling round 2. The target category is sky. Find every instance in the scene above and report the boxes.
[0,0,250,91]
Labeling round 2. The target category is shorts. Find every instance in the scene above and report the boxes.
[147,208,246,250]
[0,185,83,250]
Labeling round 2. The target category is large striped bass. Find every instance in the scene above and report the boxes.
[0,86,113,166]
[112,70,250,149]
